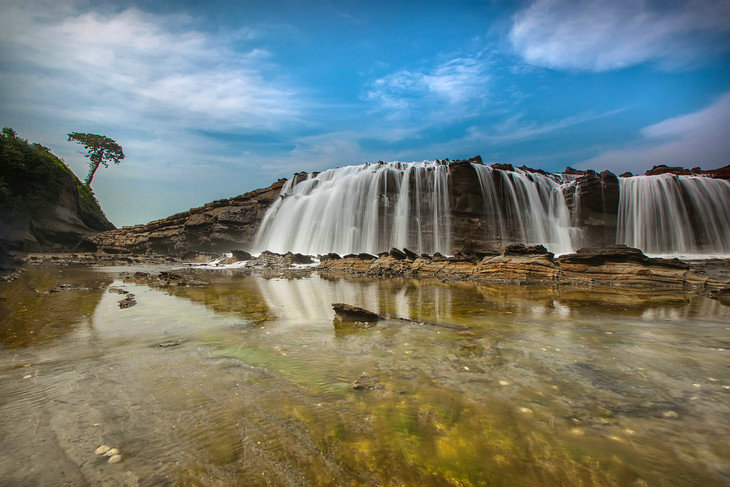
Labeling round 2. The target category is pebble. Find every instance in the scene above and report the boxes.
[518,407,533,414]
[108,454,122,464]
[95,445,111,455]
[104,448,119,457]
[498,380,509,386]
[663,411,679,419]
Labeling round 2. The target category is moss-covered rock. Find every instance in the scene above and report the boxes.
[0,128,114,255]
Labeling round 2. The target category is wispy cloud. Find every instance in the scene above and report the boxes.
[0,1,306,224]
[579,92,730,172]
[0,4,301,130]
[364,54,490,120]
[510,0,730,71]
[465,108,625,144]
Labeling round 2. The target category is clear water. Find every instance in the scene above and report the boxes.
[1,265,729,486]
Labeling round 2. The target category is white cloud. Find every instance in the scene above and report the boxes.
[0,1,307,225]
[0,5,300,129]
[510,0,730,71]
[579,92,730,172]
[365,55,490,119]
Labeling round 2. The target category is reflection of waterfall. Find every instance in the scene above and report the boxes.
[617,175,730,255]
[471,165,578,255]
[253,161,451,255]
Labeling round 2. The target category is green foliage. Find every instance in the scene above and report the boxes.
[0,127,107,223]
[67,132,124,186]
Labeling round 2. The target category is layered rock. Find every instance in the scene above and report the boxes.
[318,245,729,291]
[90,180,284,255]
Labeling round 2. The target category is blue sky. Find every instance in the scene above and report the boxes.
[1,0,729,226]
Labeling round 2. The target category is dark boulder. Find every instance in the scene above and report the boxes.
[389,248,407,260]
[402,248,418,260]
[231,249,253,261]
[332,303,382,322]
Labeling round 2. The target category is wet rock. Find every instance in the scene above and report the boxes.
[108,287,129,294]
[231,250,253,262]
[318,252,341,261]
[155,338,186,348]
[351,375,381,391]
[119,294,137,309]
[95,445,111,455]
[332,303,382,323]
[389,248,407,260]
[286,252,314,264]
[558,245,688,269]
[402,248,418,260]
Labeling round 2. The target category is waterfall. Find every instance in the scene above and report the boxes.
[471,165,577,255]
[252,161,452,255]
[617,175,730,256]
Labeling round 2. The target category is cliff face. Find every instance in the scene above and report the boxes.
[90,180,284,255]
[87,158,730,257]
[0,130,114,261]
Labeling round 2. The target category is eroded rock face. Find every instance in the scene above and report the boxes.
[562,170,619,247]
[90,180,284,256]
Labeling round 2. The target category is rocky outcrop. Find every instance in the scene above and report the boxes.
[90,180,284,256]
[318,245,729,291]
[644,163,730,180]
[1,130,114,262]
[86,158,728,257]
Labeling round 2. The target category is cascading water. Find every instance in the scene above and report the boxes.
[471,165,578,255]
[617,175,730,256]
[254,160,582,256]
[253,161,452,255]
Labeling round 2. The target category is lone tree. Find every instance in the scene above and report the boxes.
[67,132,125,186]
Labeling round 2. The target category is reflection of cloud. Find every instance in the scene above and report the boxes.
[510,0,730,71]
[579,92,730,173]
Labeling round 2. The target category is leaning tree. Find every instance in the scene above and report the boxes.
[67,132,125,186]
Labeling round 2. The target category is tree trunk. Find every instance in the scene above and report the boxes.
[85,162,100,186]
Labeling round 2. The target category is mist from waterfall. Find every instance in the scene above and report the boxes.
[471,165,578,256]
[617,175,730,256]
[253,161,452,255]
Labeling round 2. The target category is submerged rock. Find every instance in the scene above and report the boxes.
[95,445,111,455]
[118,294,136,309]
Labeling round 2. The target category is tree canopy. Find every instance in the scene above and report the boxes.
[67,132,125,186]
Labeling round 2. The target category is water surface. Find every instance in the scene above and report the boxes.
[1,265,728,485]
